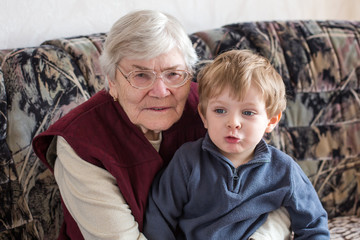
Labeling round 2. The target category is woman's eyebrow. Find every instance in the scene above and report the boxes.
[163,65,183,70]
[131,64,150,70]
[131,64,183,71]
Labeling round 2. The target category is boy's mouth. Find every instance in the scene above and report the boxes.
[225,136,240,143]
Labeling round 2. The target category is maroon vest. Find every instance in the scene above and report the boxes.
[32,82,206,239]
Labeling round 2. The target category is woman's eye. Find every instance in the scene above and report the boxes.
[243,111,255,116]
[166,72,182,81]
[134,72,151,80]
[168,72,181,77]
[214,109,226,114]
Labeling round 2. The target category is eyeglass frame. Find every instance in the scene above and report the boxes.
[116,66,192,89]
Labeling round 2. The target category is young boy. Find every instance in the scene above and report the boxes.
[144,50,330,239]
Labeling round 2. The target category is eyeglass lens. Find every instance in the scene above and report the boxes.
[130,70,188,88]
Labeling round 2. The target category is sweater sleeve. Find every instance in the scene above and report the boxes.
[286,162,330,239]
[55,136,147,240]
[143,147,190,240]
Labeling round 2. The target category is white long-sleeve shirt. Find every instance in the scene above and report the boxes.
[54,136,147,240]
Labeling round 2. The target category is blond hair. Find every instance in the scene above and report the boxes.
[198,50,286,118]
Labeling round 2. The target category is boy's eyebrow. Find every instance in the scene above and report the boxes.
[208,99,227,105]
[208,98,260,107]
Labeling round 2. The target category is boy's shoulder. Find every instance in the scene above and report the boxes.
[168,137,205,173]
[177,137,204,154]
[267,144,294,162]
[267,144,308,177]
[171,137,205,164]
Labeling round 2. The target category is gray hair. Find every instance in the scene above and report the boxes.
[100,10,198,90]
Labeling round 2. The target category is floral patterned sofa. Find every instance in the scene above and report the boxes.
[1,20,360,239]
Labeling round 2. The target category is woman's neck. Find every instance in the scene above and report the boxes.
[139,125,160,141]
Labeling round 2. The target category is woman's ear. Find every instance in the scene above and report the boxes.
[265,112,282,133]
[108,77,118,100]
[198,105,208,129]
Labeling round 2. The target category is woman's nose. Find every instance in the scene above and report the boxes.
[148,76,170,97]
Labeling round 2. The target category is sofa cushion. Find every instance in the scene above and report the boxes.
[328,215,360,239]
[0,65,35,237]
[1,45,96,239]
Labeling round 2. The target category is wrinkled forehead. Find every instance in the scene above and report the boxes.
[119,48,187,70]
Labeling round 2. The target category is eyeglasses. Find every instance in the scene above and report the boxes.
[117,66,191,89]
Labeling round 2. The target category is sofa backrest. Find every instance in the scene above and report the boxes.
[0,20,359,239]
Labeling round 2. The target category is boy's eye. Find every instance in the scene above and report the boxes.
[214,109,226,114]
[243,111,255,116]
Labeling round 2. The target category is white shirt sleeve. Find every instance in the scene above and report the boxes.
[249,207,291,240]
[54,136,147,240]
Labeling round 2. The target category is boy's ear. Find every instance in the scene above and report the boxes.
[198,105,208,129]
[265,112,282,133]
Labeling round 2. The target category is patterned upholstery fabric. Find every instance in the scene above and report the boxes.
[329,216,360,239]
[0,35,106,239]
[0,20,359,239]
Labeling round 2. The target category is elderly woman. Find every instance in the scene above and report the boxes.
[33,10,290,240]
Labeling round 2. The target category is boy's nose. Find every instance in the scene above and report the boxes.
[227,117,241,129]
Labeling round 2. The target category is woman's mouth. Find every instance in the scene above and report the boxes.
[148,107,170,111]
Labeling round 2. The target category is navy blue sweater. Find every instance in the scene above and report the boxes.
[144,133,329,239]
